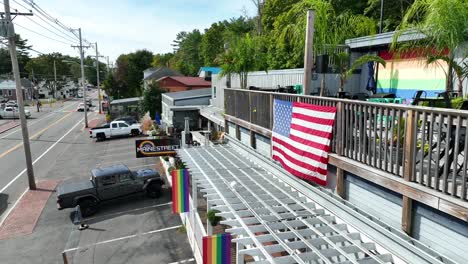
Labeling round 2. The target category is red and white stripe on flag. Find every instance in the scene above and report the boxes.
[272,99,336,185]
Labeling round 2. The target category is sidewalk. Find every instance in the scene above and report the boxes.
[0,120,20,134]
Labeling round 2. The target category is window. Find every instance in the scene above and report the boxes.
[100,175,116,186]
[5,108,12,112]
[111,123,118,128]
[119,123,129,128]
[213,86,216,98]
[8,90,12,96]
[119,173,133,183]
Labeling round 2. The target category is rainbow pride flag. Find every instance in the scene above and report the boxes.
[203,233,231,264]
[172,169,190,213]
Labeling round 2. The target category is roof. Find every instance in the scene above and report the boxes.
[157,76,211,87]
[345,30,426,50]
[91,164,130,178]
[0,79,33,90]
[162,88,211,100]
[178,144,444,264]
[143,67,182,81]
[198,67,221,75]
[110,97,141,105]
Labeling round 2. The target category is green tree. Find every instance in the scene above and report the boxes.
[173,30,203,76]
[262,0,300,32]
[267,0,376,69]
[0,34,31,77]
[365,0,415,32]
[219,34,267,89]
[392,0,468,95]
[200,22,226,66]
[140,82,166,119]
[127,50,154,95]
[152,53,174,68]
[332,53,386,92]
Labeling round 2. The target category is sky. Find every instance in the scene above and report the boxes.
[4,0,256,65]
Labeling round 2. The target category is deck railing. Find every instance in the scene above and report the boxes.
[225,88,468,201]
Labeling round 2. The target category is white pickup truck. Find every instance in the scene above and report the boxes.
[0,106,31,119]
[90,120,141,141]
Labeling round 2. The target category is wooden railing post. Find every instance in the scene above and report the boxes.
[402,109,416,236]
[250,130,256,149]
[269,93,274,130]
[335,102,346,199]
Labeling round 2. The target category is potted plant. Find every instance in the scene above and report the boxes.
[207,209,222,226]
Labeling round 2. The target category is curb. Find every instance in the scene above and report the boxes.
[0,121,20,135]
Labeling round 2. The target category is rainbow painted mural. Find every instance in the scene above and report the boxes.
[377,50,447,101]
[203,233,231,264]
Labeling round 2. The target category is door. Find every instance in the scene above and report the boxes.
[97,175,121,200]
[118,122,130,136]
[110,122,121,136]
[118,173,139,195]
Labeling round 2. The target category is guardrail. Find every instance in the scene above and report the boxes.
[225,88,468,201]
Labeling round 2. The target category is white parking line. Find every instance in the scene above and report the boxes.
[64,225,182,252]
[168,258,195,264]
[85,201,172,222]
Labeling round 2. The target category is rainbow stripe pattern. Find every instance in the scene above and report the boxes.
[171,169,190,213]
[203,233,231,264]
[377,50,446,100]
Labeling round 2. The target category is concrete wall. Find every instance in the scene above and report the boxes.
[239,127,250,146]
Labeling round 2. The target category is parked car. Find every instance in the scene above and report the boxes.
[90,120,141,141]
[56,164,164,216]
[0,97,7,103]
[6,101,18,108]
[0,106,31,119]
[77,103,89,112]
[114,116,138,125]
[86,99,93,107]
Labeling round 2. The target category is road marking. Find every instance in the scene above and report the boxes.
[64,225,182,253]
[0,101,79,139]
[85,201,172,222]
[0,117,84,194]
[0,188,28,227]
[0,112,73,159]
[168,258,196,264]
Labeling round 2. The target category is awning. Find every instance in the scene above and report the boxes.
[200,106,224,127]
[178,145,408,264]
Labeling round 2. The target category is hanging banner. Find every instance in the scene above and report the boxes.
[172,169,190,214]
[203,233,231,264]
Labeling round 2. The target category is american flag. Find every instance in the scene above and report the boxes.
[272,99,336,185]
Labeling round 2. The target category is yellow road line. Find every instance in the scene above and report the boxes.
[0,112,73,159]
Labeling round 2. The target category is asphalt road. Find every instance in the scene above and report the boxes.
[0,93,193,264]
[0,94,97,221]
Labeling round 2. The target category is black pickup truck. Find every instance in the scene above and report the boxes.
[56,164,164,216]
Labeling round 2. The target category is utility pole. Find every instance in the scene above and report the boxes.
[3,0,36,190]
[72,28,90,128]
[53,60,57,98]
[303,10,315,95]
[94,42,102,114]
[106,56,110,74]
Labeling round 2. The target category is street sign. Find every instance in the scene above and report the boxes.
[135,138,180,158]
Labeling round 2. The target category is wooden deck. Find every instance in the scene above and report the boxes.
[223,89,468,230]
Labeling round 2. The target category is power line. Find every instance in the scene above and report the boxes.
[10,0,78,43]
[13,21,75,45]
[21,0,79,39]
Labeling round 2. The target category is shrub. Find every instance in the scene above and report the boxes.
[207,210,222,226]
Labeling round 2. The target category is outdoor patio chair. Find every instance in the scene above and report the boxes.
[436,92,452,108]
[411,90,426,106]
[352,93,369,101]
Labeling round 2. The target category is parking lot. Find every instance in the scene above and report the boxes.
[0,125,194,264]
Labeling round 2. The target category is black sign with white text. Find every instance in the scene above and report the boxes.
[135,138,180,158]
